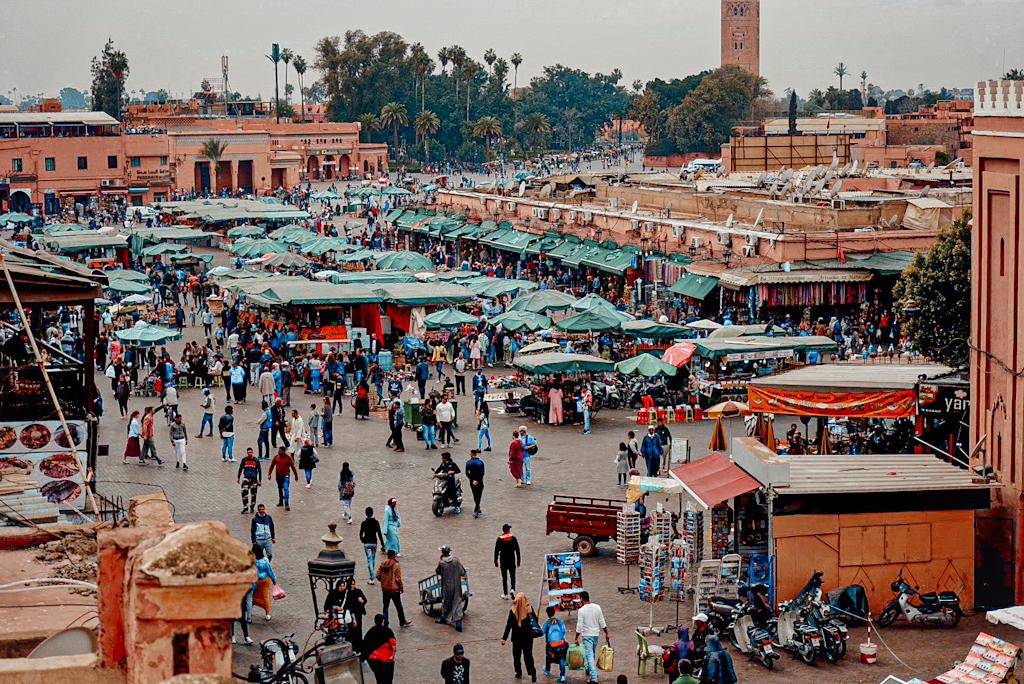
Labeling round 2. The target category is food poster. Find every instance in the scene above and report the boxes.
[545,552,584,612]
[932,632,1020,684]
[0,420,87,508]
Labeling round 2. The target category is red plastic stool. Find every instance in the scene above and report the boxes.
[693,407,704,421]
[655,408,667,423]
[636,410,648,425]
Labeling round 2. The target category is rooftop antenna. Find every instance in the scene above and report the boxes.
[518,181,526,197]
[828,179,844,197]
[753,207,766,230]
[919,185,930,198]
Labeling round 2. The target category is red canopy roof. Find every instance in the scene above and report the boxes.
[669,452,761,509]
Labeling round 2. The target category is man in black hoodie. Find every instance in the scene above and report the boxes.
[441,643,470,684]
[494,523,521,599]
[236,447,262,514]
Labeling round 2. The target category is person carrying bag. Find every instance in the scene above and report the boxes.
[541,605,569,682]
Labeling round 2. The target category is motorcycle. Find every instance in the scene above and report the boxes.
[769,599,819,665]
[727,603,779,670]
[256,633,306,684]
[796,572,849,663]
[431,472,463,517]
[590,379,623,410]
[878,569,962,629]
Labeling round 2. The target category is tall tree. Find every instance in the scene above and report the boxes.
[438,46,450,76]
[267,44,281,122]
[292,55,307,121]
[280,48,294,104]
[665,66,769,154]
[59,87,87,110]
[562,107,580,152]
[357,113,379,143]
[463,61,478,120]
[199,138,228,193]
[380,101,408,161]
[91,40,130,121]
[492,58,509,88]
[893,210,971,367]
[788,91,798,135]
[834,62,849,91]
[484,48,497,76]
[510,53,523,94]
[519,112,551,154]
[414,110,441,165]
[450,46,466,98]
[473,115,502,159]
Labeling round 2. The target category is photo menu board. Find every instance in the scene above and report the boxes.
[0,420,88,508]
[932,632,1020,684]
[545,552,584,612]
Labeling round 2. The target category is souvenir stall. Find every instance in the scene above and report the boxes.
[620,319,690,357]
[690,335,837,406]
[511,352,614,426]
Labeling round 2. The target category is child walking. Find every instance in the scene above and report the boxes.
[615,442,629,485]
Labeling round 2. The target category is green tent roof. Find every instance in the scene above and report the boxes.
[105,278,154,294]
[478,227,513,247]
[615,354,679,377]
[555,310,622,333]
[513,352,614,374]
[115,323,181,346]
[373,283,474,307]
[424,307,480,329]
[580,248,638,275]
[507,289,578,313]
[691,335,837,359]
[668,273,720,300]
[373,251,433,271]
[328,271,418,285]
[385,208,405,223]
[141,243,190,257]
[44,233,127,252]
[487,310,551,332]
[545,237,584,259]
[245,282,382,307]
[620,319,690,339]
[561,245,604,268]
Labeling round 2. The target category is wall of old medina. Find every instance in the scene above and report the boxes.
[772,509,975,612]
[970,101,1024,604]
[97,521,255,684]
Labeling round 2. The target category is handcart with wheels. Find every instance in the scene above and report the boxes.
[417,572,471,615]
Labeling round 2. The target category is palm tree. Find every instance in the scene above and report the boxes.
[280,48,293,104]
[266,47,281,123]
[107,50,129,121]
[493,58,509,88]
[834,62,849,91]
[1004,68,1024,80]
[414,110,441,165]
[484,48,497,76]
[379,102,408,161]
[562,107,580,152]
[520,112,551,155]
[293,55,307,121]
[416,51,431,111]
[510,53,523,96]
[473,116,502,160]
[357,113,379,143]
[199,138,228,193]
[450,46,467,98]
[463,62,478,120]
[438,47,450,76]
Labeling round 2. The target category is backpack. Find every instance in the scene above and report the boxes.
[662,644,680,674]
[341,479,355,499]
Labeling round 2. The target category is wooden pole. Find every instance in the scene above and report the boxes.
[0,254,100,518]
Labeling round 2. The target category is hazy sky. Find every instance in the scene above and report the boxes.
[2,0,1021,102]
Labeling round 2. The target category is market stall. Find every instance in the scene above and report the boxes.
[512,352,615,426]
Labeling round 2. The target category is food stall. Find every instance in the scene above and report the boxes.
[690,335,837,405]
[512,352,615,425]
[620,319,690,357]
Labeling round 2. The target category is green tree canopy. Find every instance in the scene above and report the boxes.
[893,209,971,367]
[91,39,130,121]
[664,66,769,155]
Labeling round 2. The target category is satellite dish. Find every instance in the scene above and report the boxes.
[831,178,844,195]
[919,186,930,198]
[829,152,839,170]
[755,172,767,186]
[630,200,639,213]
[725,214,734,228]
[849,159,859,175]
[753,208,766,229]
[781,168,795,182]
[813,178,827,195]
[823,169,835,184]
[27,628,98,659]
[779,181,793,196]
[969,434,988,461]
[812,165,824,179]
[518,181,526,197]
[889,214,900,228]
[927,162,935,170]
[839,163,851,177]
[768,180,780,195]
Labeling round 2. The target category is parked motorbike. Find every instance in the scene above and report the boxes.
[727,603,779,670]
[877,569,962,629]
[590,379,623,410]
[769,599,819,665]
[794,572,849,663]
[431,472,463,517]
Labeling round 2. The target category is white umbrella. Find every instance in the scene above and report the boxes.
[121,294,153,304]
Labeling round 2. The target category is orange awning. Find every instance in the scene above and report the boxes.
[670,452,762,509]
[748,385,917,419]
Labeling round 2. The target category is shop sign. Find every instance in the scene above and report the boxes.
[724,348,795,363]
[917,382,970,416]
[134,170,172,182]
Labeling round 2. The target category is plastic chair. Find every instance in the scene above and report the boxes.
[682,406,695,422]
[635,630,663,676]
[193,377,206,389]
[211,375,224,387]
[640,396,654,410]
[636,410,648,425]
[655,408,667,423]
[693,407,704,421]
[666,407,676,424]
[647,408,658,424]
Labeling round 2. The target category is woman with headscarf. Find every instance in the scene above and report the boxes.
[500,591,538,681]
[251,543,277,621]
[508,430,524,487]
[664,625,695,683]
[702,636,737,684]
[360,613,397,684]
[123,410,141,463]
[381,497,401,555]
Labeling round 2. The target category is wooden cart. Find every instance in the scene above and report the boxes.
[417,572,471,615]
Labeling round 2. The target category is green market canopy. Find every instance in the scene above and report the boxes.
[328,271,418,285]
[105,278,153,294]
[230,239,291,258]
[507,289,578,313]
[555,310,622,333]
[373,251,433,271]
[141,243,190,257]
[615,355,679,377]
[0,212,34,225]
[486,311,552,332]
[226,225,266,239]
[373,283,474,307]
[424,307,480,329]
[668,273,720,300]
[620,319,690,339]
[513,352,614,374]
[115,322,181,346]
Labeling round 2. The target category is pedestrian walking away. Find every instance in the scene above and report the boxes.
[388,399,405,452]
[197,388,215,437]
[574,591,610,684]
[435,544,466,632]
[375,549,412,628]
[702,636,737,684]
[495,523,522,598]
[476,405,491,451]
[270,398,287,448]
[441,643,471,684]
[542,605,569,682]
[321,396,334,446]
[268,446,297,510]
[219,405,235,462]
[297,438,318,487]
[169,414,189,470]
[465,449,485,517]
[382,497,402,554]
[250,503,275,560]
[615,442,629,486]
[307,402,320,447]
[237,448,262,513]
[501,592,538,682]
[359,506,386,583]
[338,462,355,522]
[123,410,143,464]
[454,353,467,395]
[517,425,537,485]
[626,431,640,470]
[361,614,397,684]
[508,430,524,487]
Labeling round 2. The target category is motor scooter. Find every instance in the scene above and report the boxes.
[727,603,779,670]
[431,473,463,517]
[877,569,962,628]
[590,379,623,410]
[799,571,849,663]
[769,599,819,665]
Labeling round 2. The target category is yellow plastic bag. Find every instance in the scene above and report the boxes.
[597,644,614,672]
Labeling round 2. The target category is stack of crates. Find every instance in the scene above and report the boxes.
[616,509,641,565]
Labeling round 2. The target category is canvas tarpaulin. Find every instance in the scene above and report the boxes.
[747,385,918,418]
[902,197,954,232]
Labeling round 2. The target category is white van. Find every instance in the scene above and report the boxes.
[685,158,723,174]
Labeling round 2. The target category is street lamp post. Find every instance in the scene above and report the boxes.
[308,522,362,682]
[308,521,356,633]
